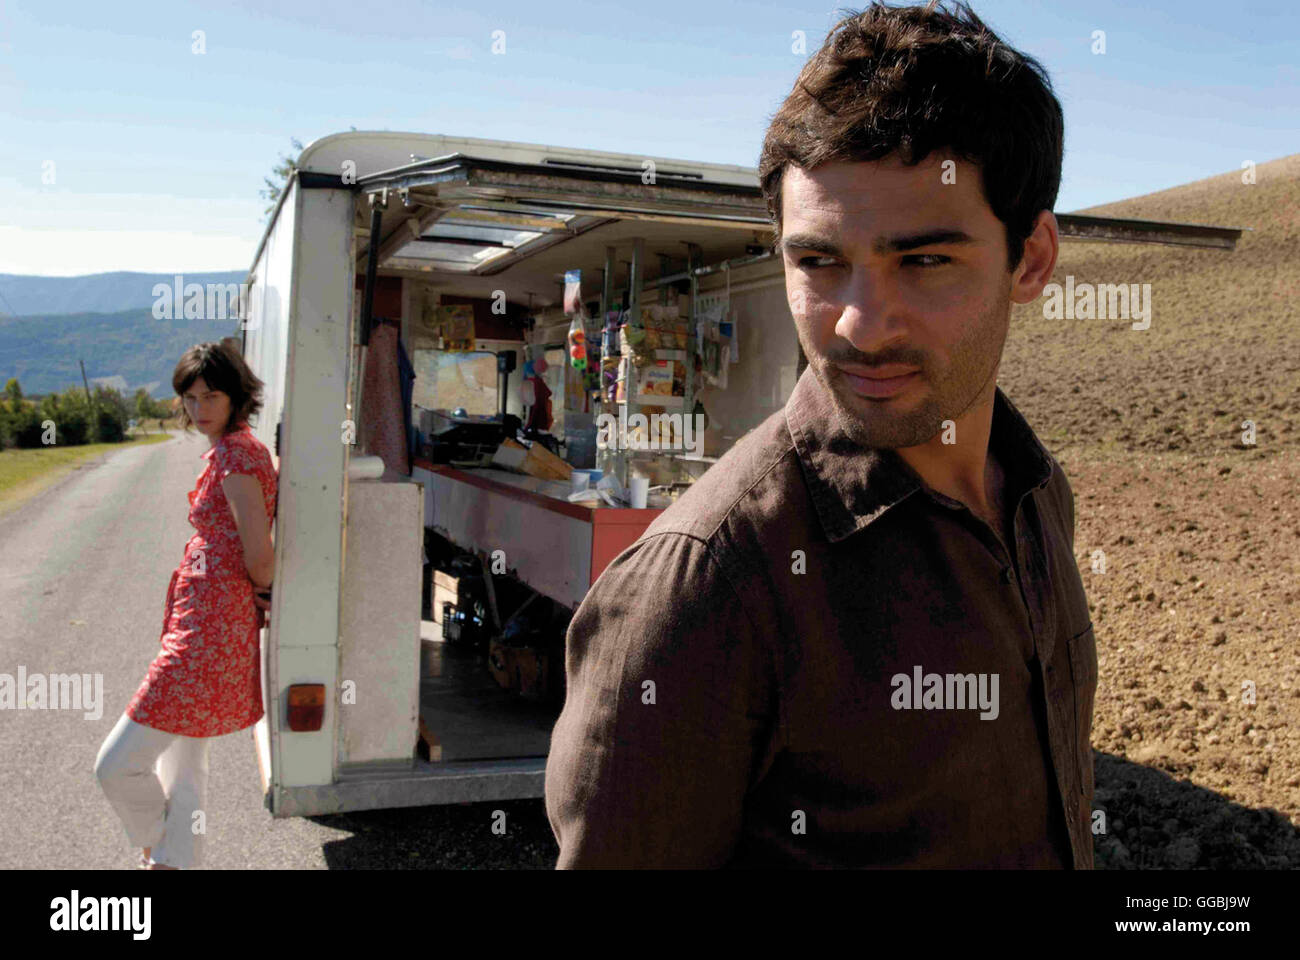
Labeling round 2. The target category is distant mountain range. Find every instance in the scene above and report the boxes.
[0,271,248,398]
[0,270,245,317]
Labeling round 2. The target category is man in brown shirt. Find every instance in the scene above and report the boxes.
[545,1,1097,868]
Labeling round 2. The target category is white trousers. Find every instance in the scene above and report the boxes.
[94,713,212,869]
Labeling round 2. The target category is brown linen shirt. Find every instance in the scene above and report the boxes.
[544,365,1097,868]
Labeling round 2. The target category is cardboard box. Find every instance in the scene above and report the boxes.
[487,639,557,702]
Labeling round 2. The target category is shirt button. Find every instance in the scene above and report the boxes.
[1000,566,1013,583]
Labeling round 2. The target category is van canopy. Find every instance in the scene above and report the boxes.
[270,132,1244,311]
[340,149,780,309]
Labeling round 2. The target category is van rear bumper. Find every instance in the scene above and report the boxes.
[266,757,547,817]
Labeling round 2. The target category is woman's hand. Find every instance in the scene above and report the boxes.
[252,586,272,629]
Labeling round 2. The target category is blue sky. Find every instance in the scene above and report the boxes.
[1,0,1296,276]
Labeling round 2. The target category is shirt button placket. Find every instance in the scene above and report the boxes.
[1017,511,1053,656]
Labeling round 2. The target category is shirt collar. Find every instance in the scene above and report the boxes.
[784,364,1056,543]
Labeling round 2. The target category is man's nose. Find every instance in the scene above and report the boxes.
[833,272,907,354]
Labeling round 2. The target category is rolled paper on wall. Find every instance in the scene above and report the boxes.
[348,455,386,481]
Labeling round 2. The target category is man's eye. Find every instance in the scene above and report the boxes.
[904,254,951,267]
[797,256,839,269]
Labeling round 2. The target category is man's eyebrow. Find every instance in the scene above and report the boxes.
[780,230,976,256]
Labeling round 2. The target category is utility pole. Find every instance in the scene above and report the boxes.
[79,359,99,437]
[78,360,92,405]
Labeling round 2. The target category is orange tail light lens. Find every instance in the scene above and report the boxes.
[287,684,326,731]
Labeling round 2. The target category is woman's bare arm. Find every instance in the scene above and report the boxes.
[222,474,274,588]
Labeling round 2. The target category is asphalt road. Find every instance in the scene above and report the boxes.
[0,431,559,869]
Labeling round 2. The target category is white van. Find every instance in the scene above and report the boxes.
[241,131,791,816]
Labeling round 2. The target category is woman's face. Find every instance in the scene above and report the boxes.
[182,376,234,440]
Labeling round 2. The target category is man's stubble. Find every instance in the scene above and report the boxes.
[800,284,1012,451]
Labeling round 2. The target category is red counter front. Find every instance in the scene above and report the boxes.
[411,459,665,607]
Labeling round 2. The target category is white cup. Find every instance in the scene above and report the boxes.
[571,470,590,493]
[629,476,649,509]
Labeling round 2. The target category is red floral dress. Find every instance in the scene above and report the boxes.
[125,424,277,737]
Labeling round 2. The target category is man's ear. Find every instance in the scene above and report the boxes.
[1010,210,1059,304]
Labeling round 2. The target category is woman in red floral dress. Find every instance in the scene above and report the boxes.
[95,341,277,870]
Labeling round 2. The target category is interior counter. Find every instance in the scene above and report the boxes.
[411,458,665,608]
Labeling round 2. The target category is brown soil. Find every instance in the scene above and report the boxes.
[1003,154,1300,868]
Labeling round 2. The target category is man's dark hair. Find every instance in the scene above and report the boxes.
[172,340,264,435]
[758,0,1064,270]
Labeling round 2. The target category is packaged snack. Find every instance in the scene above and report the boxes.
[568,313,587,370]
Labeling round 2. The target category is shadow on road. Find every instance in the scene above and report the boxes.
[310,798,558,869]
[292,752,1300,869]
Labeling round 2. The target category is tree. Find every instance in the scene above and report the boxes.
[0,378,20,448]
[133,388,158,433]
[2,381,49,448]
[50,387,91,445]
[95,406,125,443]
[12,403,44,448]
[59,403,91,445]
[133,389,170,432]
[91,384,130,442]
[261,137,304,220]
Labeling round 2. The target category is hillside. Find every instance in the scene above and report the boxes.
[0,307,241,397]
[0,270,245,317]
[1003,153,1300,867]
[1006,153,1298,459]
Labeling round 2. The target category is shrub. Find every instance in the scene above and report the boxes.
[12,405,47,448]
[95,407,126,442]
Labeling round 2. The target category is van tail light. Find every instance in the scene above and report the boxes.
[287,684,325,731]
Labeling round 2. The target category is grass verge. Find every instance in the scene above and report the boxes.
[0,430,174,513]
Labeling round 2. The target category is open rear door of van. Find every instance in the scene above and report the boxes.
[243,168,356,814]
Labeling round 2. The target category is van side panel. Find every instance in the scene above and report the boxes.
[263,181,354,808]
[244,178,296,802]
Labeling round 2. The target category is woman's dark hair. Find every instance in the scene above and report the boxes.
[758,0,1064,270]
[172,340,264,435]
